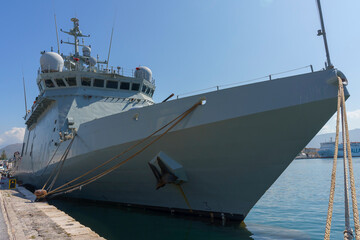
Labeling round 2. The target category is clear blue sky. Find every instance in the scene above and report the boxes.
[0,0,359,147]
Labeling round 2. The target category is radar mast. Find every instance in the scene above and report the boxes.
[60,18,89,56]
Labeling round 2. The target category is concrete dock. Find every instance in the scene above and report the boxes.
[0,180,105,240]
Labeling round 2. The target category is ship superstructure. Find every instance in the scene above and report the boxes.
[25,18,155,144]
[15,18,350,221]
[319,140,360,158]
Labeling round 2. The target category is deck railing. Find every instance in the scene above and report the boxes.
[176,65,314,99]
[38,65,156,85]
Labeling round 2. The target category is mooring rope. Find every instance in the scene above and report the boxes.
[176,184,193,213]
[46,134,77,192]
[339,77,360,239]
[46,103,196,193]
[341,100,353,240]
[324,77,360,240]
[40,142,61,177]
[37,101,202,199]
[324,80,342,240]
[41,134,77,191]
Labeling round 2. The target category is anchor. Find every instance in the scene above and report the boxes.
[148,157,178,189]
[148,152,187,190]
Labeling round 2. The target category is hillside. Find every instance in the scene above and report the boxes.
[0,143,22,159]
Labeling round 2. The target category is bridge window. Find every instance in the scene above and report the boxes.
[120,82,130,90]
[106,80,118,89]
[94,79,104,88]
[45,79,55,88]
[55,79,66,87]
[38,83,43,92]
[66,77,77,86]
[146,87,151,94]
[81,77,91,86]
[131,83,140,91]
[150,89,154,97]
[142,85,147,93]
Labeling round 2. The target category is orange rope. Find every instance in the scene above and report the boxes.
[339,78,360,239]
[176,184,193,213]
[324,78,342,240]
[40,101,201,198]
[41,134,76,191]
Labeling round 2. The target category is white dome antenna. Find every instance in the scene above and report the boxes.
[40,52,64,73]
[82,46,91,57]
[135,66,152,82]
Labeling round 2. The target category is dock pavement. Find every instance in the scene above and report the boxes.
[0,176,105,240]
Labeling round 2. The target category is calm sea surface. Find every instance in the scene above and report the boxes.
[50,158,360,240]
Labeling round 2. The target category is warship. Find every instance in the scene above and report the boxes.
[14,17,349,221]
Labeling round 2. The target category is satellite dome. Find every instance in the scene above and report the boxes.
[40,52,64,73]
[82,46,91,57]
[89,56,97,66]
[135,66,152,82]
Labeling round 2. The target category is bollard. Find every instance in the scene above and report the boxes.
[9,178,16,189]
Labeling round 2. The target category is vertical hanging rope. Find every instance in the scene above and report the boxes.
[339,77,360,239]
[324,81,342,240]
[341,100,353,240]
[325,77,360,239]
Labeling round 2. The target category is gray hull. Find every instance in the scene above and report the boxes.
[15,69,346,220]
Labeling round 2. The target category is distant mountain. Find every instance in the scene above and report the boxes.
[0,143,22,159]
[307,129,360,148]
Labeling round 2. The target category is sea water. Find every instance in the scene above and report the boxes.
[50,158,360,240]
